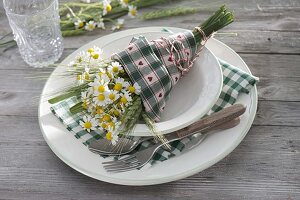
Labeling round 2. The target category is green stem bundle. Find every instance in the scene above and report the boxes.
[192,5,234,45]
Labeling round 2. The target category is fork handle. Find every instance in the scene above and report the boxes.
[164,104,246,142]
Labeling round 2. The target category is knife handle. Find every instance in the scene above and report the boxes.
[165,104,246,141]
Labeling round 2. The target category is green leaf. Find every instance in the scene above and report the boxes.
[48,90,81,104]
[70,102,84,114]
[141,7,200,20]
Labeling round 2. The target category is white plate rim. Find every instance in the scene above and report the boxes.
[38,27,258,185]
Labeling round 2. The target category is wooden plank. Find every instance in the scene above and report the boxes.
[241,54,300,78]
[0,120,299,199]
[0,1,300,54]
[254,101,300,126]
[258,77,300,101]
[1,0,300,35]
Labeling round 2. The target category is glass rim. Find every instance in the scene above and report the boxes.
[3,0,57,17]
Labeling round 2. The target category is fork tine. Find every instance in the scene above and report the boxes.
[106,163,141,173]
[103,159,139,169]
[102,155,135,164]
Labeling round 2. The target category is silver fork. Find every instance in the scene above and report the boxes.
[102,104,246,173]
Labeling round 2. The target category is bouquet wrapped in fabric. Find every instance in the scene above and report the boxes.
[48,6,234,145]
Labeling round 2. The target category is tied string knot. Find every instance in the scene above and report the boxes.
[152,27,211,76]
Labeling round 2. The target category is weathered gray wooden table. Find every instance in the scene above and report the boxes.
[0,0,299,199]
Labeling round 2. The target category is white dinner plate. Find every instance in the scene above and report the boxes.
[39,27,258,185]
[41,31,223,136]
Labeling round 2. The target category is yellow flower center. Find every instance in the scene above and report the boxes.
[96,106,104,114]
[77,75,82,81]
[123,0,129,3]
[78,21,84,28]
[112,66,119,73]
[91,52,99,59]
[82,100,88,109]
[84,121,92,129]
[87,48,94,53]
[106,4,112,12]
[120,96,127,104]
[98,85,105,93]
[101,123,107,129]
[106,132,113,140]
[88,24,94,29]
[108,122,115,130]
[98,94,105,101]
[114,83,122,91]
[84,72,90,80]
[128,86,135,93]
[103,114,111,122]
[109,93,116,100]
[130,9,137,16]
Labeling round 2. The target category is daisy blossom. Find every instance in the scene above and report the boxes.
[108,61,123,74]
[85,20,96,31]
[113,77,129,91]
[128,5,137,18]
[105,126,119,145]
[74,19,85,29]
[80,115,97,132]
[102,0,112,16]
[120,91,132,105]
[93,91,109,106]
[127,82,141,94]
[107,90,120,103]
[89,78,109,95]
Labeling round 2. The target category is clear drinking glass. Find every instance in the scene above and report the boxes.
[3,0,63,67]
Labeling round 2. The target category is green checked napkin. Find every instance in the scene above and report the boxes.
[50,59,258,164]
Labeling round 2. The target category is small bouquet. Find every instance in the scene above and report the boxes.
[48,6,234,145]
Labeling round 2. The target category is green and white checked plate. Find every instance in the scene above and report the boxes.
[39,27,258,185]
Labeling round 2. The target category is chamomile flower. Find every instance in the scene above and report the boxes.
[119,0,129,8]
[107,116,118,130]
[102,0,112,16]
[127,82,141,95]
[107,90,120,103]
[95,105,104,115]
[112,19,124,31]
[93,91,109,106]
[74,19,85,29]
[110,106,122,117]
[128,5,137,18]
[105,127,119,145]
[108,61,123,74]
[88,46,103,60]
[119,91,132,105]
[96,17,105,29]
[85,20,96,31]
[89,78,109,95]
[113,77,129,92]
[80,115,97,132]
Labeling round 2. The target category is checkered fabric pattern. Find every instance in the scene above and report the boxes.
[50,59,258,164]
[112,31,197,122]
